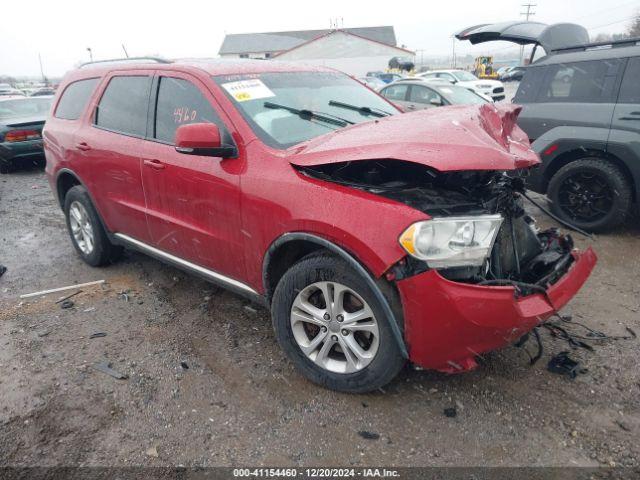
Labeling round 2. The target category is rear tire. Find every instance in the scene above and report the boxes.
[547,158,632,232]
[63,185,123,266]
[0,159,14,174]
[271,253,405,393]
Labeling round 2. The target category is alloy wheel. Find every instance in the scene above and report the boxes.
[290,281,380,374]
[69,201,95,254]
[557,171,614,223]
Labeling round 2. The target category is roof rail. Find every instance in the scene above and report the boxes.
[79,57,172,68]
[552,37,640,54]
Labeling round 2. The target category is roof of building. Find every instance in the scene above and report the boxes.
[219,26,397,55]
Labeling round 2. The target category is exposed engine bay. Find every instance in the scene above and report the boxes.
[298,159,575,295]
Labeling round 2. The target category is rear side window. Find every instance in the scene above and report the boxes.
[381,84,408,101]
[153,77,222,144]
[537,59,623,103]
[54,78,99,120]
[95,76,151,137]
[514,66,546,103]
[619,57,640,104]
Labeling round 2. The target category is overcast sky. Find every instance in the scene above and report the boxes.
[1,0,638,77]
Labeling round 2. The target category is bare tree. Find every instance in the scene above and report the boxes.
[630,11,640,38]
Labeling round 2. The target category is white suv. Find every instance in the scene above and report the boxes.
[417,69,505,101]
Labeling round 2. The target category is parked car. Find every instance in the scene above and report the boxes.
[455,22,640,231]
[365,71,403,84]
[357,76,386,91]
[496,66,514,77]
[30,87,56,97]
[417,69,505,101]
[379,79,489,111]
[0,87,26,97]
[44,58,595,392]
[0,96,53,173]
[500,66,526,82]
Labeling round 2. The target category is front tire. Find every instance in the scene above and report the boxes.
[271,253,405,393]
[547,158,632,232]
[63,185,122,266]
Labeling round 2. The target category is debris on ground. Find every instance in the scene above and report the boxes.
[55,290,82,304]
[180,361,189,370]
[547,352,586,379]
[93,362,128,380]
[20,279,105,299]
[0,264,6,278]
[118,290,130,302]
[145,446,159,458]
[358,431,380,440]
[60,299,75,309]
[89,332,107,339]
[444,407,457,418]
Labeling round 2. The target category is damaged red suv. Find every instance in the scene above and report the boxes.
[44,59,597,392]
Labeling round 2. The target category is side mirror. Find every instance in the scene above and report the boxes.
[175,123,235,158]
[430,98,443,106]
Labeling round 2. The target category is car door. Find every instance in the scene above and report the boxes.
[516,59,623,143]
[139,71,245,281]
[379,84,411,110]
[608,56,640,189]
[75,71,153,242]
[407,84,444,110]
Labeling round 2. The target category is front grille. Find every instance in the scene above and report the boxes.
[493,87,504,94]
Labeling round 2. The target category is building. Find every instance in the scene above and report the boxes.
[218,27,414,76]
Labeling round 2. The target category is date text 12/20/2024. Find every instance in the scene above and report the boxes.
[232,468,400,478]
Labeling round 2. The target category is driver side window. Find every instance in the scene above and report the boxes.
[154,77,223,144]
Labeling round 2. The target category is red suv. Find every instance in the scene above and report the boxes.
[44,58,597,392]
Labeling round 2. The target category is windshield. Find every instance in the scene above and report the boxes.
[438,85,488,104]
[214,72,398,149]
[453,71,478,82]
[0,97,52,120]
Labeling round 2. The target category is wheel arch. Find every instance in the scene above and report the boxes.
[263,232,408,359]
[55,168,84,209]
[541,147,636,201]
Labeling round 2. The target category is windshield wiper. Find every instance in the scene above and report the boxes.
[328,100,392,118]
[264,102,354,127]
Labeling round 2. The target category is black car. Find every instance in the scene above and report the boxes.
[0,96,53,173]
[501,66,526,82]
[457,21,640,231]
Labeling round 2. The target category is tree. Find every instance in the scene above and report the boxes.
[630,11,640,38]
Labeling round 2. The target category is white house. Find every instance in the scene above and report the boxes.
[218,27,414,77]
[273,30,414,76]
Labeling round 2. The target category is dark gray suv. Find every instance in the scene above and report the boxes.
[515,39,640,232]
[457,22,639,231]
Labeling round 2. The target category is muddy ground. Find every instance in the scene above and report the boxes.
[0,168,639,468]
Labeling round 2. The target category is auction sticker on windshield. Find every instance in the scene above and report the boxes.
[221,79,275,102]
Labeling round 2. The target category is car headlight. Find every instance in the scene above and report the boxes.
[399,215,503,268]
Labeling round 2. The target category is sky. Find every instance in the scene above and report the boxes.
[1,0,638,77]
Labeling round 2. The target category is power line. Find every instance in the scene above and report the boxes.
[587,15,637,31]
[520,3,537,65]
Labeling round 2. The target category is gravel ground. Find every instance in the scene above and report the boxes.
[0,168,639,468]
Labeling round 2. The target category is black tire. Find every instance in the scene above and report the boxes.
[63,185,123,266]
[547,158,632,232]
[0,159,14,174]
[271,253,405,393]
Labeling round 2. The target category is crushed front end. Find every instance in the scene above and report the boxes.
[299,160,597,372]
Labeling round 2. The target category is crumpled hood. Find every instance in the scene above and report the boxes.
[288,103,540,172]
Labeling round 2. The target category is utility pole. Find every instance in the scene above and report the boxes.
[87,47,93,62]
[451,36,456,68]
[520,3,536,65]
[122,44,129,58]
[38,53,46,84]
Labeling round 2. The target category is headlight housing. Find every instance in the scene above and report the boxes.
[399,215,503,268]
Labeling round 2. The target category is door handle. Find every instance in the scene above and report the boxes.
[407,104,416,110]
[144,159,165,170]
[75,142,91,151]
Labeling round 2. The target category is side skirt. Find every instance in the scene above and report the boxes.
[113,233,266,306]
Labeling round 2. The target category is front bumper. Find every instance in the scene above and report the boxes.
[396,247,597,372]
